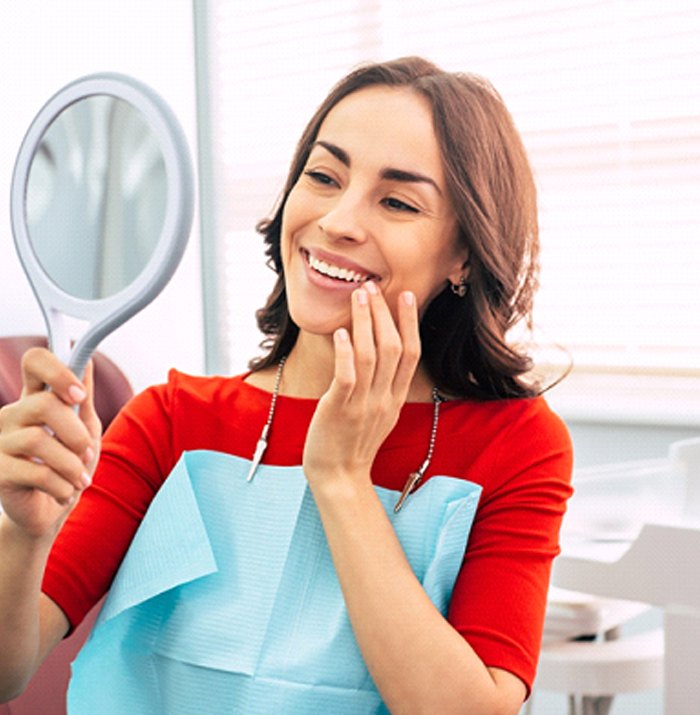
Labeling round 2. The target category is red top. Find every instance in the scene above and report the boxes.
[42,370,573,691]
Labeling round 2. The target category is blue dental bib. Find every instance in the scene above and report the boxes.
[68,450,481,714]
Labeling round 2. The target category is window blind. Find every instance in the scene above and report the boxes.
[197,0,700,381]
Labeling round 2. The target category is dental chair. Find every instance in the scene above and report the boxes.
[0,335,133,715]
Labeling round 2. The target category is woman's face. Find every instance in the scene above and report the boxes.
[281,86,466,336]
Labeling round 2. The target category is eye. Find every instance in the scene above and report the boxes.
[382,196,419,213]
[304,170,338,187]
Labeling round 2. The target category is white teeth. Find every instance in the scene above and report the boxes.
[308,254,367,283]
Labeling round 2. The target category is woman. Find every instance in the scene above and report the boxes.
[0,57,572,713]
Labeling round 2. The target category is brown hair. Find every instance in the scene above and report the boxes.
[252,56,540,400]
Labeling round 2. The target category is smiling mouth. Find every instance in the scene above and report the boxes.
[303,250,379,284]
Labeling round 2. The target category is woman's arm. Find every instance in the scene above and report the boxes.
[0,519,70,700]
[303,284,526,714]
[0,350,100,700]
[312,480,525,714]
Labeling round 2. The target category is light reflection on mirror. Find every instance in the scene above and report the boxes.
[26,95,166,300]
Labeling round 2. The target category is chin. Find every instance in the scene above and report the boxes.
[288,303,350,338]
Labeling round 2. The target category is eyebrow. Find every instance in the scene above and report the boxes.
[313,140,443,197]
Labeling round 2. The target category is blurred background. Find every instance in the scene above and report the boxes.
[1,2,699,712]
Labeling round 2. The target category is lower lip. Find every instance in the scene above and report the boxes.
[301,251,368,292]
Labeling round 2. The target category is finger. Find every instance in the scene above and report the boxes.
[21,348,87,407]
[79,360,102,441]
[0,453,79,506]
[12,391,94,459]
[5,426,92,492]
[393,290,422,398]
[328,327,355,401]
[350,286,376,394]
[364,281,403,392]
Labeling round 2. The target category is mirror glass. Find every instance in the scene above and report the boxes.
[26,95,167,300]
[11,73,194,376]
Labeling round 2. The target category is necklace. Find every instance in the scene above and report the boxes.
[245,356,287,482]
[393,386,443,513]
[246,357,443,512]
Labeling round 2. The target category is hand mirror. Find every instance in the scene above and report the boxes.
[10,73,194,377]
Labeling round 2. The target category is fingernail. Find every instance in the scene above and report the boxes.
[402,291,415,306]
[364,280,378,295]
[335,328,350,342]
[356,289,368,305]
[80,472,92,489]
[84,447,95,465]
[69,385,87,403]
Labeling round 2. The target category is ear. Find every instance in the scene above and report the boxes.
[447,254,470,286]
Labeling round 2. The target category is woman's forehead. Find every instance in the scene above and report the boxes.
[315,86,444,178]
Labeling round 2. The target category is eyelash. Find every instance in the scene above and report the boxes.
[382,197,419,213]
[304,170,420,214]
[304,170,337,187]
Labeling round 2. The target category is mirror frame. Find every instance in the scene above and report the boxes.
[11,72,194,376]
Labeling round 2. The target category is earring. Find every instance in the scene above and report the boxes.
[450,276,468,298]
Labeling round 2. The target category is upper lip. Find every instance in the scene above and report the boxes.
[302,247,381,281]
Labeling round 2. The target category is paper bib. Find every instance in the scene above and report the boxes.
[68,450,481,714]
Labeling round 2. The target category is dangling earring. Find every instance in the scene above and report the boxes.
[450,275,468,298]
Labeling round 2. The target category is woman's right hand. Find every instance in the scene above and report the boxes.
[0,348,102,541]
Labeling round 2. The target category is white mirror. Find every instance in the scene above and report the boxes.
[11,73,194,377]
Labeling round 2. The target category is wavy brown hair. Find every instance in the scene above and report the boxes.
[251,57,540,400]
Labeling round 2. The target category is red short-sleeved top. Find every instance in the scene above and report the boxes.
[42,370,573,691]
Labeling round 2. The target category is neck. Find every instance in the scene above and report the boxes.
[281,331,335,398]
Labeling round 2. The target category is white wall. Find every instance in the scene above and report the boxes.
[0,1,203,393]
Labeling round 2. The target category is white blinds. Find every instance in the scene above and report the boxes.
[199,0,700,377]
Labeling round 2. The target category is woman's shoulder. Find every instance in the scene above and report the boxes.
[132,369,249,402]
[443,394,572,480]
[163,368,248,398]
[446,392,570,443]
[114,370,253,426]
[436,394,573,501]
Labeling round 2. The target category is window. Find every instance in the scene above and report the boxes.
[195,0,700,424]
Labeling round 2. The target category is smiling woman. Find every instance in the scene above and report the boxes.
[1,57,572,715]
[254,63,540,402]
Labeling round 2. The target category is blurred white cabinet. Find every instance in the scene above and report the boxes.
[553,438,700,714]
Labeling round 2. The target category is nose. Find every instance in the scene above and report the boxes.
[317,188,370,243]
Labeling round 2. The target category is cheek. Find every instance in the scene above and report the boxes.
[396,249,456,312]
[280,187,312,260]
[379,273,439,321]
[280,200,299,268]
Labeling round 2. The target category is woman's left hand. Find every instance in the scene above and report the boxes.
[302,281,421,491]
[302,283,527,715]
